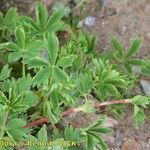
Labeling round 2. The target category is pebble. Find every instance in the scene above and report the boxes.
[84,16,96,27]
[140,80,150,95]
[121,139,140,150]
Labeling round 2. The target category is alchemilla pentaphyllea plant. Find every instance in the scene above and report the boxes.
[0,2,149,150]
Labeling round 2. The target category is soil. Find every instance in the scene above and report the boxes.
[0,0,150,149]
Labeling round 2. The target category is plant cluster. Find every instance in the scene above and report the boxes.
[0,2,149,150]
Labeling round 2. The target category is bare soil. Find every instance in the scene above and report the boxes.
[0,0,150,149]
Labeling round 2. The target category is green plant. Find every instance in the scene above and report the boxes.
[0,2,149,150]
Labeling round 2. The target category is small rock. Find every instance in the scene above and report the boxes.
[84,16,96,27]
[121,139,140,150]
[140,80,150,95]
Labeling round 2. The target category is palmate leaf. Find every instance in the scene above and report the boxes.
[111,37,124,59]
[48,21,64,33]
[0,64,11,81]
[34,66,51,86]
[6,118,28,140]
[27,40,45,52]
[126,38,143,58]
[56,54,77,68]
[8,52,22,62]
[4,8,17,26]
[38,125,48,142]
[20,16,40,32]
[15,26,25,48]
[3,42,20,52]
[87,134,95,150]
[54,67,68,83]
[0,91,8,104]
[47,33,59,65]
[46,8,64,29]
[134,105,146,127]
[36,2,48,30]
[27,57,49,68]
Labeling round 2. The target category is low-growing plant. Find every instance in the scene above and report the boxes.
[0,2,149,150]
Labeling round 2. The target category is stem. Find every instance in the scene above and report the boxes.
[0,112,9,140]
[24,99,131,128]
[22,63,25,77]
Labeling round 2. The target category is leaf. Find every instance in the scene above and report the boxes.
[56,55,77,68]
[134,105,146,127]
[7,118,28,140]
[36,2,48,30]
[34,66,51,85]
[48,21,64,32]
[38,125,48,142]
[47,33,59,64]
[126,38,143,58]
[3,42,20,52]
[20,16,40,32]
[87,134,95,150]
[15,27,25,48]
[28,57,49,68]
[27,40,45,52]
[0,64,11,81]
[4,8,17,26]
[8,52,22,62]
[47,8,64,29]
[132,95,149,106]
[111,37,124,59]
[0,91,8,104]
[126,59,145,66]
[90,128,113,134]
[54,67,68,82]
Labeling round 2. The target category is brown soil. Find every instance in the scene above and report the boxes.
[0,0,150,149]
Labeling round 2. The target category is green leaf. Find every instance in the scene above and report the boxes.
[132,95,149,106]
[15,27,25,48]
[8,52,22,62]
[47,8,64,29]
[47,33,59,64]
[90,128,113,134]
[3,42,20,52]
[27,40,45,52]
[28,57,49,68]
[7,118,28,140]
[20,16,40,32]
[134,105,146,127]
[126,38,143,58]
[36,2,48,30]
[48,21,64,32]
[0,64,11,81]
[111,37,124,59]
[56,55,77,68]
[0,91,8,104]
[126,59,145,66]
[34,67,51,85]
[54,67,68,82]
[38,125,48,142]
[4,8,17,26]
[87,134,95,150]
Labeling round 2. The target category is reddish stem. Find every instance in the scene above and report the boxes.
[24,99,131,128]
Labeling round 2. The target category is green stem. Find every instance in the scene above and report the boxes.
[0,112,9,140]
[22,63,25,77]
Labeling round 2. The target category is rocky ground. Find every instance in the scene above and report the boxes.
[0,0,150,149]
